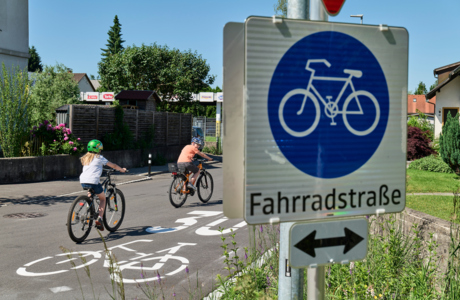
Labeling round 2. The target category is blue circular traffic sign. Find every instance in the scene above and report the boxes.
[268,31,389,179]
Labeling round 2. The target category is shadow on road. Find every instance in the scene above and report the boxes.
[0,194,79,206]
[180,199,223,208]
[79,225,172,244]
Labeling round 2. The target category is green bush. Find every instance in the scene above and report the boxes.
[202,145,221,155]
[102,105,134,150]
[152,153,166,166]
[407,110,434,141]
[440,112,460,175]
[0,63,31,158]
[408,154,453,173]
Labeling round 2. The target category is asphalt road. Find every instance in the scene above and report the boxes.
[0,162,249,300]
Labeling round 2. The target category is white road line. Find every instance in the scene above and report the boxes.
[50,286,73,293]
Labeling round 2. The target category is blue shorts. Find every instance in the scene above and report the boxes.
[81,183,103,194]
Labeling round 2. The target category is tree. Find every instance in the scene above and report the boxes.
[274,0,287,17]
[100,15,125,62]
[28,46,43,72]
[429,80,438,91]
[201,86,222,93]
[414,81,427,95]
[440,113,460,175]
[98,43,215,105]
[407,109,434,141]
[28,63,81,126]
[0,63,31,157]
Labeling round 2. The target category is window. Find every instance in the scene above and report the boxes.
[442,108,459,125]
[413,98,417,102]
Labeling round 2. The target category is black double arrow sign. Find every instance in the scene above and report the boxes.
[294,228,364,257]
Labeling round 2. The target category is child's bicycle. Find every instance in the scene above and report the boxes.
[67,168,128,243]
[168,158,214,208]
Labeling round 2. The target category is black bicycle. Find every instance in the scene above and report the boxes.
[67,168,127,243]
[168,158,214,208]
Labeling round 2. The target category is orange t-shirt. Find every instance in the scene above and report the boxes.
[178,145,199,163]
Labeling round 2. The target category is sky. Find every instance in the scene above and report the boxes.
[30,0,460,93]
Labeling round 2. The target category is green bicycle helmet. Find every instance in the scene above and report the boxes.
[87,139,103,153]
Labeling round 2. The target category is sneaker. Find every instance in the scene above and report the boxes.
[187,183,197,191]
[95,216,104,231]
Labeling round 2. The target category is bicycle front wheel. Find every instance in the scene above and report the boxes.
[103,188,126,232]
[197,171,214,203]
[67,195,94,243]
[279,89,321,137]
[169,176,188,208]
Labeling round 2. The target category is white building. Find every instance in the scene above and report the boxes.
[0,0,29,71]
[426,62,460,138]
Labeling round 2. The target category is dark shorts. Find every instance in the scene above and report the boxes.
[177,162,199,174]
[81,183,103,194]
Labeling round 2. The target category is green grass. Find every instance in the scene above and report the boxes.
[406,169,460,193]
[406,195,456,222]
[205,136,216,142]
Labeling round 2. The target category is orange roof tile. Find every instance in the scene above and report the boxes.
[407,95,436,114]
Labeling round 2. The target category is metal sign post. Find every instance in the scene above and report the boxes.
[278,1,327,298]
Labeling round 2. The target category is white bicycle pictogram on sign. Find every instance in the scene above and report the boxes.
[278,59,380,137]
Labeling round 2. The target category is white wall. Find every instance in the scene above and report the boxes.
[78,76,95,92]
[0,0,29,70]
[434,76,460,138]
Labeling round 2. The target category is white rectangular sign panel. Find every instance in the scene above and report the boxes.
[216,92,223,102]
[85,92,99,101]
[289,218,368,268]
[101,92,114,101]
[244,17,408,224]
[223,22,245,219]
[200,92,214,102]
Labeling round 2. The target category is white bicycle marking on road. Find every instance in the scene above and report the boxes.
[17,251,102,277]
[145,210,223,234]
[17,210,247,283]
[196,218,247,236]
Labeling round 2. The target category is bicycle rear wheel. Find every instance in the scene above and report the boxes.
[169,176,188,208]
[197,171,214,203]
[103,188,126,232]
[67,195,94,243]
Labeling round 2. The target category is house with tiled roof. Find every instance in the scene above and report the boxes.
[72,73,96,93]
[426,61,460,138]
[407,94,436,123]
[115,90,162,111]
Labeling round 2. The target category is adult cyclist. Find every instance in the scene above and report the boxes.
[177,137,212,190]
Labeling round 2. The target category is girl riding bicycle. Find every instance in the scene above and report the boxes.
[177,137,212,191]
[79,139,126,231]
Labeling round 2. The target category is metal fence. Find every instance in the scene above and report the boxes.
[193,117,216,138]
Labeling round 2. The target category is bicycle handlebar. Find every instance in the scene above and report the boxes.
[193,158,209,162]
[103,168,129,173]
[306,59,331,72]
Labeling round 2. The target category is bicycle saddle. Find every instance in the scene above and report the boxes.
[343,69,362,78]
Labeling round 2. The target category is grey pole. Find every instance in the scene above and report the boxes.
[307,1,327,299]
[278,222,304,299]
[277,1,328,300]
[277,1,311,300]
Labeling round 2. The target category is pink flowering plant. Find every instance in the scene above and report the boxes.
[29,120,84,155]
